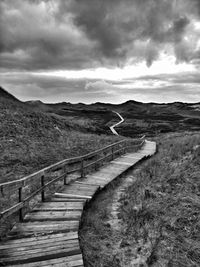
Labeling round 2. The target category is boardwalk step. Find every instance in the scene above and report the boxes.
[0,244,81,265]
[64,183,99,190]
[33,202,84,211]
[24,211,82,222]
[50,198,87,202]
[75,181,101,187]
[0,238,79,256]
[60,188,97,196]
[0,232,78,249]
[55,193,92,199]
[9,221,80,238]
[5,254,83,267]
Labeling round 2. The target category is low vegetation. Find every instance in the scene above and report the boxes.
[79,177,124,267]
[0,91,120,184]
[80,132,200,266]
[0,87,121,238]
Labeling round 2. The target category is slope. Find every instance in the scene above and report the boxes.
[0,87,121,183]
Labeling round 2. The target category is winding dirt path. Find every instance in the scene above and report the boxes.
[110,111,124,135]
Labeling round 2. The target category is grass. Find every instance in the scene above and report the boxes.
[0,95,122,238]
[120,132,200,266]
[79,179,125,267]
[79,132,200,266]
[0,97,121,183]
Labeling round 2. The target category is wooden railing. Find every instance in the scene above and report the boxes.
[0,136,145,223]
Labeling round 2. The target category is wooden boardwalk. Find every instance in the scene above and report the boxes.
[0,140,156,267]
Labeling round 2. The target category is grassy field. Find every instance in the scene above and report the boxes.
[79,132,200,266]
[0,96,121,184]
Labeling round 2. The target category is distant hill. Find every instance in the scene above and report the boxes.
[1,86,200,138]
[25,97,200,137]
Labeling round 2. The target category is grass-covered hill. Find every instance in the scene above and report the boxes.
[26,96,200,138]
[0,87,121,183]
[111,100,200,137]
[25,100,114,135]
[1,86,200,182]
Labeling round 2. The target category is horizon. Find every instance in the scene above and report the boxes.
[2,85,200,106]
[1,0,200,103]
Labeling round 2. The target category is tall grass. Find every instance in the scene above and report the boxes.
[119,133,200,266]
[0,98,121,183]
[79,132,200,266]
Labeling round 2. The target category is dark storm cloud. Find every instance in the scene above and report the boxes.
[0,0,99,71]
[0,0,200,71]
[67,0,194,63]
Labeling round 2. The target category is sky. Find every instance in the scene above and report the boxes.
[0,0,200,104]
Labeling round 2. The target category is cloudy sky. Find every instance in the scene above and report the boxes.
[0,0,200,103]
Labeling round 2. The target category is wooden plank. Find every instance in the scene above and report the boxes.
[0,232,78,249]
[0,239,79,256]
[9,221,79,237]
[24,211,82,222]
[0,246,81,264]
[122,155,143,160]
[112,157,140,164]
[44,261,83,267]
[67,183,99,190]
[50,198,87,202]
[112,161,132,166]
[5,254,83,267]
[86,173,119,181]
[75,181,101,187]
[85,174,114,181]
[61,189,96,196]
[83,177,112,185]
[91,168,126,176]
[33,202,84,211]
[55,193,92,199]
[62,186,98,193]
[0,239,79,255]
[95,163,126,171]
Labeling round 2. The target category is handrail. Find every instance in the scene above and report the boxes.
[0,139,125,190]
[0,138,144,190]
[0,136,145,222]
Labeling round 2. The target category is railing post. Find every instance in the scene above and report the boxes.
[18,187,23,222]
[112,146,114,160]
[41,175,45,202]
[124,141,126,154]
[64,166,67,185]
[95,155,98,171]
[81,158,84,178]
